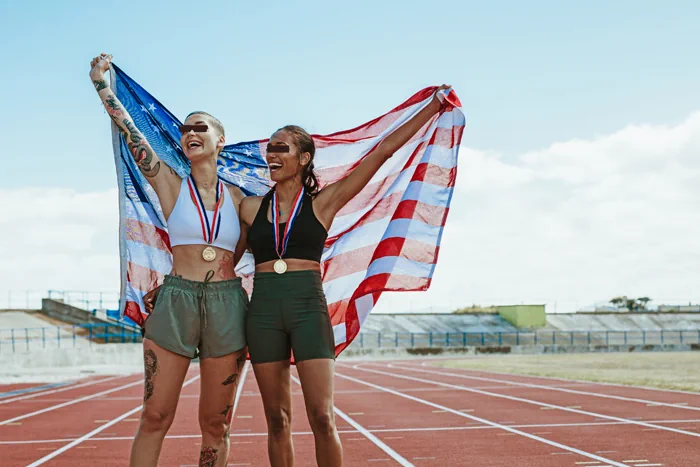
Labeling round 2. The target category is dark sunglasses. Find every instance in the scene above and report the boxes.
[179,124,209,134]
[266,143,290,153]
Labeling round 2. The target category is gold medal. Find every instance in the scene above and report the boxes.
[202,246,217,262]
[273,259,288,274]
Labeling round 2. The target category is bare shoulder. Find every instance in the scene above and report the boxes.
[240,195,264,225]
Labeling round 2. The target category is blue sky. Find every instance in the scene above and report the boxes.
[2,1,700,310]
[1,0,699,191]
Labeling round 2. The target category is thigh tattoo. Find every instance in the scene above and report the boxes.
[144,349,158,401]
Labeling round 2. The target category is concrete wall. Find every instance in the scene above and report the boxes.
[498,305,546,329]
[40,299,141,344]
[41,299,113,326]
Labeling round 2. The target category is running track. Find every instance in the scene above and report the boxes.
[1,358,699,466]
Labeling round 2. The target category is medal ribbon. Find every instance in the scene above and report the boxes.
[272,186,305,258]
[187,175,224,244]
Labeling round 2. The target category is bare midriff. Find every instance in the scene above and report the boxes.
[171,245,237,282]
[255,258,321,274]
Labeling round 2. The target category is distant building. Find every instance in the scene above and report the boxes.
[658,305,700,313]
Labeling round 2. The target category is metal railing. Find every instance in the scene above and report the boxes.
[0,290,120,311]
[351,330,700,349]
[0,323,141,353]
[2,325,699,353]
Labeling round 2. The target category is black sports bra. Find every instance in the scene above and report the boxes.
[247,191,328,265]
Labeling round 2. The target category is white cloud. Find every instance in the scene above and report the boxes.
[2,113,699,313]
[0,188,120,297]
[380,111,700,313]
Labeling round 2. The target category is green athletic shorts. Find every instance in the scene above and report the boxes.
[246,270,336,364]
[144,274,248,359]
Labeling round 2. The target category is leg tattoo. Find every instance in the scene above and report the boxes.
[199,445,219,467]
[221,373,238,386]
[144,349,158,401]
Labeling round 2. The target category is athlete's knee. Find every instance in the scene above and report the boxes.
[266,408,292,439]
[308,407,335,437]
[140,405,175,434]
[199,413,229,442]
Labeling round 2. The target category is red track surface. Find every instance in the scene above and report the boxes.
[1,358,699,466]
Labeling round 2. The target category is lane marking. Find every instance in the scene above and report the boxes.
[425,363,700,397]
[6,417,700,446]
[0,382,70,399]
[0,375,133,405]
[334,371,630,467]
[290,374,414,467]
[25,375,200,467]
[0,379,143,426]
[354,364,700,439]
[388,364,700,412]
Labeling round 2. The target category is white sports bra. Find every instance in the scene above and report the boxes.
[167,178,240,252]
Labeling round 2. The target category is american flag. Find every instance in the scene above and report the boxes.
[110,64,465,356]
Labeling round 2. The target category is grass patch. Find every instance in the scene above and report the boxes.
[433,352,700,392]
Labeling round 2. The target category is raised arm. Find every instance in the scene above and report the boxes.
[315,85,450,224]
[89,54,179,200]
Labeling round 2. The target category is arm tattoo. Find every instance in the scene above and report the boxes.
[221,373,238,386]
[122,118,159,175]
[93,79,108,91]
[199,446,218,467]
[142,161,161,178]
[143,349,158,401]
[104,95,123,116]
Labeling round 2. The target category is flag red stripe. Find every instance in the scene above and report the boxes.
[127,262,165,292]
[125,219,171,252]
[124,300,145,327]
[323,237,441,283]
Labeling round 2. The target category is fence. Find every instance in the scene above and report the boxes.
[0,323,141,353]
[350,329,700,349]
[1,325,699,353]
[0,290,120,311]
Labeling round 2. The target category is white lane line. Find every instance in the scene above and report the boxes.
[351,364,700,439]
[0,379,143,426]
[426,363,700,397]
[26,375,201,467]
[334,371,630,467]
[290,374,414,467]
[4,418,700,445]
[388,364,700,412]
[231,362,249,421]
[0,375,133,405]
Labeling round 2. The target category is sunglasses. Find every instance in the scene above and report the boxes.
[179,124,209,134]
[266,143,290,153]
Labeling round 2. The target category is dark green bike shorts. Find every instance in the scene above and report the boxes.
[144,274,248,359]
[246,270,336,364]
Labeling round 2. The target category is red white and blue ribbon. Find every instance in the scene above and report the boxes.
[187,175,224,244]
[272,186,305,258]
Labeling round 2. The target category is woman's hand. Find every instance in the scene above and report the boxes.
[89,53,112,82]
